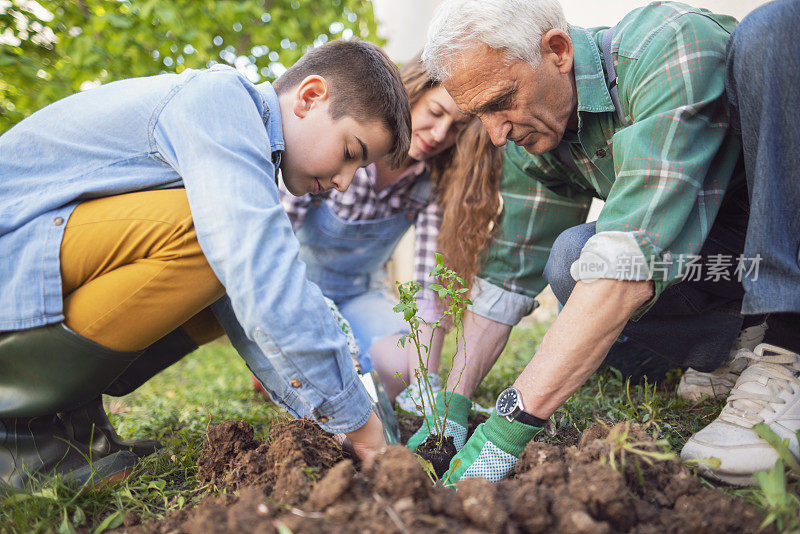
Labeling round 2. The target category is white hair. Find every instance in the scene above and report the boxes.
[423,0,569,81]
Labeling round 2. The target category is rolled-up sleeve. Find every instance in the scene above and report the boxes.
[468,277,539,326]
[152,68,371,433]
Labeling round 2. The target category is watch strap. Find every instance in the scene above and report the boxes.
[513,409,548,428]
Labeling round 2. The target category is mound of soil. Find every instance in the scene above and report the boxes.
[123,419,770,534]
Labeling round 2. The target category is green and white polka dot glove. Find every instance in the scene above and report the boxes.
[406,390,471,452]
[442,413,541,484]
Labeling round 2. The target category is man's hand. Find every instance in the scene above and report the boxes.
[343,411,387,465]
[442,413,541,483]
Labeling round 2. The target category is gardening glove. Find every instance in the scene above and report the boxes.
[406,390,471,452]
[442,413,541,484]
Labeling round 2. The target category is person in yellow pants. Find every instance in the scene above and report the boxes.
[1,190,227,489]
[0,40,410,491]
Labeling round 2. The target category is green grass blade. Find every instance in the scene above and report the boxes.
[753,423,800,474]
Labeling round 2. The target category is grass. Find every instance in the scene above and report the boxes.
[0,342,283,533]
[2,325,799,532]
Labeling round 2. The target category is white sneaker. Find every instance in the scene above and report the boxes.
[395,374,441,415]
[680,343,800,485]
[677,322,767,401]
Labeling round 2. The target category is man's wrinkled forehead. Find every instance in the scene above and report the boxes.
[442,44,519,116]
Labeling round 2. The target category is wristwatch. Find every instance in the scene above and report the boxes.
[495,386,549,427]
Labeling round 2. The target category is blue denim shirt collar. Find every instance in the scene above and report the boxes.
[256,82,284,173]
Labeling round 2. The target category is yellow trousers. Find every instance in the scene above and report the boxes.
[60,189,225,351]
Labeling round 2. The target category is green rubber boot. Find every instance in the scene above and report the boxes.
[0,416,138,493]
[103,326,197,397]
[0,324,142,490]
[59,397,162,459]
[59,328,199,460]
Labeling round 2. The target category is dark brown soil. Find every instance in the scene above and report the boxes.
[416,435,457,478]
[121,419,771,534]
[398,411,488,444]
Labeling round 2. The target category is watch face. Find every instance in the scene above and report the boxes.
[496,388,520,417]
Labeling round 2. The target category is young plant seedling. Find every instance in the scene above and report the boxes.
[393,253,471,475]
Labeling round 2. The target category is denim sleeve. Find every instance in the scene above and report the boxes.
[152,68,371,433]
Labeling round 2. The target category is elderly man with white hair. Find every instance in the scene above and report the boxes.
[410,0,800,485]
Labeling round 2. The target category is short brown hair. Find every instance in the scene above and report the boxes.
[274,40,411,168]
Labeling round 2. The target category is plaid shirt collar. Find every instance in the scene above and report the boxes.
[561,26,617,145]
[366,159,428,199]
[572,26,617,117]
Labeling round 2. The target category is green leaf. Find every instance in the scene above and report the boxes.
[683,456,722,469]
[753,422,800,473]
[416,455,437,482]
[57,510,76,534]
[72,507,87,527]
[754,460,786,502]
[92,511,123,534]
[442,458,461,486]
[147,478,167,492]
[2,492,31,504]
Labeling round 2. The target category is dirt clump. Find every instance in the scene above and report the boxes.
[121,419,771,534]
[195,417,342,505]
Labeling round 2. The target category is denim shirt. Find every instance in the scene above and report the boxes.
[0,65,372,433]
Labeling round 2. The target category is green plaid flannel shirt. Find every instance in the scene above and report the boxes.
[473,2,743,321]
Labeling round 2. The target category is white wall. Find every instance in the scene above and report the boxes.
[371,0,444,63]
[562,0,768,27]
[371,0,770,64]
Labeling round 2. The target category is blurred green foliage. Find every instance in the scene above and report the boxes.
[0,0,382,132]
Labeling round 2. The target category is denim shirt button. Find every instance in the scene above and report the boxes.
[312,199,321,207]
[290,378,302,388]
[318,416,329,423]
[405,212,414,221]
[53,217,64,226]
[595,148,607,158]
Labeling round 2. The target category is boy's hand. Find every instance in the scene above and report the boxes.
[406,391,471,452]
[344,411,387,466]
[442,413,542,484]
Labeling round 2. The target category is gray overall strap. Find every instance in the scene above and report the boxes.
[601,25,631,127]
[408,172,433,204]
[555,140,582,174]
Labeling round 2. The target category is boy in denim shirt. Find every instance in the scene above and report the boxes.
[0,40,410,490]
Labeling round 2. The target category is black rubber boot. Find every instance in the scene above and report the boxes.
[0,324,141,417]
[0,324,142,490]
[59,397,161,459]
[0,416,137,492]
[59,328,198,461]
[104,327,198,397]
